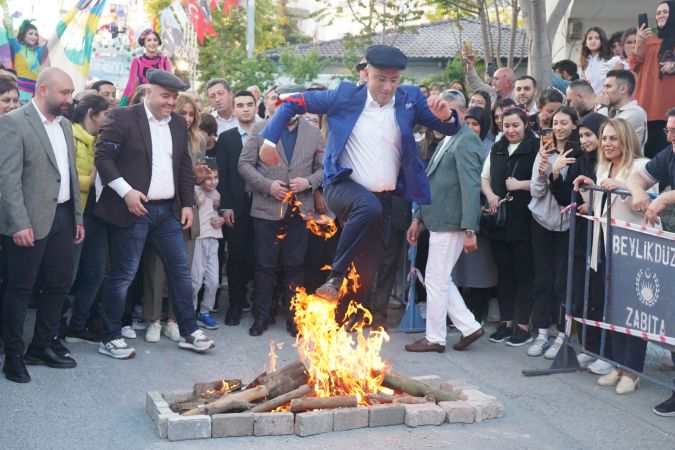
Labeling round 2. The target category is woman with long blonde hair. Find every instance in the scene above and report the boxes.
[175,92,205,161]
[573,117,659,394]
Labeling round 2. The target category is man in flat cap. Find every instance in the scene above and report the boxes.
[258,45,460,312]
[95,69,214,359]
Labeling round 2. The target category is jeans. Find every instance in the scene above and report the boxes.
[99,201,197,342]
[69,213,108,331]
[324,179,392,306]
[2,202,77,356]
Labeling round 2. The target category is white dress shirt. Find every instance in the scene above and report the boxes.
[108,101,175,200]
[338,90,402,192]
[33,100,70,203]
[211,110,239,135]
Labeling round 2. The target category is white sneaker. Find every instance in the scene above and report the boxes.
[121,326,137,339]
[145,322,161,343]
[544,338,563,359]
[526,336,550,356]
[577,353,596,368]
[588,359,614,375]
[179,329,215,353]
[163,322,180,342]
[98,339,136,359]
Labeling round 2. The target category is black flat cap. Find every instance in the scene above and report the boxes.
[365,45,407,70]
[146,69,188,91]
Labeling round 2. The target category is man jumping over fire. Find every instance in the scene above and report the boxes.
[257,45,460,309]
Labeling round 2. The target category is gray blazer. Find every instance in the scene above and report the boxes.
[418,124,484,232]
[0,102,82,240]
[238,120,324,221]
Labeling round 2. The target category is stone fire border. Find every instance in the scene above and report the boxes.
[146,376,504,441]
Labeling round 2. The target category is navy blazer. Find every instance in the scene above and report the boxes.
[259,82,459,204]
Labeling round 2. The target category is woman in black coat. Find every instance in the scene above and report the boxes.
[481,106,539,346]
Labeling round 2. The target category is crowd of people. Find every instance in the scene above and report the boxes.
[0,1,674,419]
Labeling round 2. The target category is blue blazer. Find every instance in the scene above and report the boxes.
[260,82,459,204]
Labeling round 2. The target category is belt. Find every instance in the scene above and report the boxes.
[372,190,394,199]
[147,199,173,205]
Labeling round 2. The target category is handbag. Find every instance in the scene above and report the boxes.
[479,159,519,231]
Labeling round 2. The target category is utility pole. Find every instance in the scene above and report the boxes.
[247,0,255,59]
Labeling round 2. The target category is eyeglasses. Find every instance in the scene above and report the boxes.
[664,128,675,136]
[355,63,367,71]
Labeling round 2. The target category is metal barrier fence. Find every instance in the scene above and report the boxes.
[524,185,675,393]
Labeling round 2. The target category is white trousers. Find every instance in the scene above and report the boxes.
[425,231,481,344]
[191,238,220,314]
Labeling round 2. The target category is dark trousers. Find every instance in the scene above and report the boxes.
[645,120,668,159]
[490,238,533,325]
[304,228,340,294]
[69,213,107,331]
[366,228,405,325]
[99,201,197,341]
[252,209,307,321]
[572,255,613,359]
[414,229,430,303]
[324,179,392,305]
[612,332,648,373]
[2,202,76,356]
[226,201,254,318]
[531,221,568,329]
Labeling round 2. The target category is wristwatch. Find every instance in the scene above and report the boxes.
[464,229,476,237]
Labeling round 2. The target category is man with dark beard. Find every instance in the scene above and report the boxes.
[0,68,84,383]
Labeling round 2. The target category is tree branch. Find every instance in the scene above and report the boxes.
[546,0,572,43]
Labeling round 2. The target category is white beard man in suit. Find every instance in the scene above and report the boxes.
[0,68,84,383]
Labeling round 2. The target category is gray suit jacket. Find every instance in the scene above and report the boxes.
[0,102,82,240]
[238,120,324,221]
[418,124,484,232]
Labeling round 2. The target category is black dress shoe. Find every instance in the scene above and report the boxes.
[50,337,72,357]
[3,355,31,383]
[24,345,77,368]
[316,277,343,302]
[224,315,241,326]
[286,319,299,338]
[249,319,267,337]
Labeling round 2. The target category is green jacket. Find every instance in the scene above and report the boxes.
[418,124,485,232]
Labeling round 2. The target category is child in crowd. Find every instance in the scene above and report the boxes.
[579,27,624,95]
[191,169,224,330]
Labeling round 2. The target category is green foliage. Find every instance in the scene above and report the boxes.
[279,48,327,84]
[196,1,292,92]
[419,56,477,86]
[144,0,173,18]
[311,0,424,45]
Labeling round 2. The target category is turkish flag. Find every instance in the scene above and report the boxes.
[210,0,238,13]
[183,0,217,44]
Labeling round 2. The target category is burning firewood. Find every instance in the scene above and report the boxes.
[246,360,308,399]
[192,379,241,398]
[289,394,358,412]
[382,372,455,402]
[250,384,311,413]
[183,385,270,416]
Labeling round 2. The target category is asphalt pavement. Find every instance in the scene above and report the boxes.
[1,305,674,449]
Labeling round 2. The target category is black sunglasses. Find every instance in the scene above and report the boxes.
[355,63,367,71]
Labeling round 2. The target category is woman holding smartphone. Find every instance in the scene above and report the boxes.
[573,118,659,395]
[526,106,580,358]
[481,106,538,346]
[631,1,675,157]
[548,113,614,374]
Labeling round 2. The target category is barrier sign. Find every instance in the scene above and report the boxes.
[609,222,675,343]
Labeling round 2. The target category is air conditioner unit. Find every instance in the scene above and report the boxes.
[568,19,583,40]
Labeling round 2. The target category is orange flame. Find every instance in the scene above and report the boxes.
[205,380,240,396]
[276,233,287,240]
[265,340,284,373]
[279,191,338,241]
[291,265,390,404]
